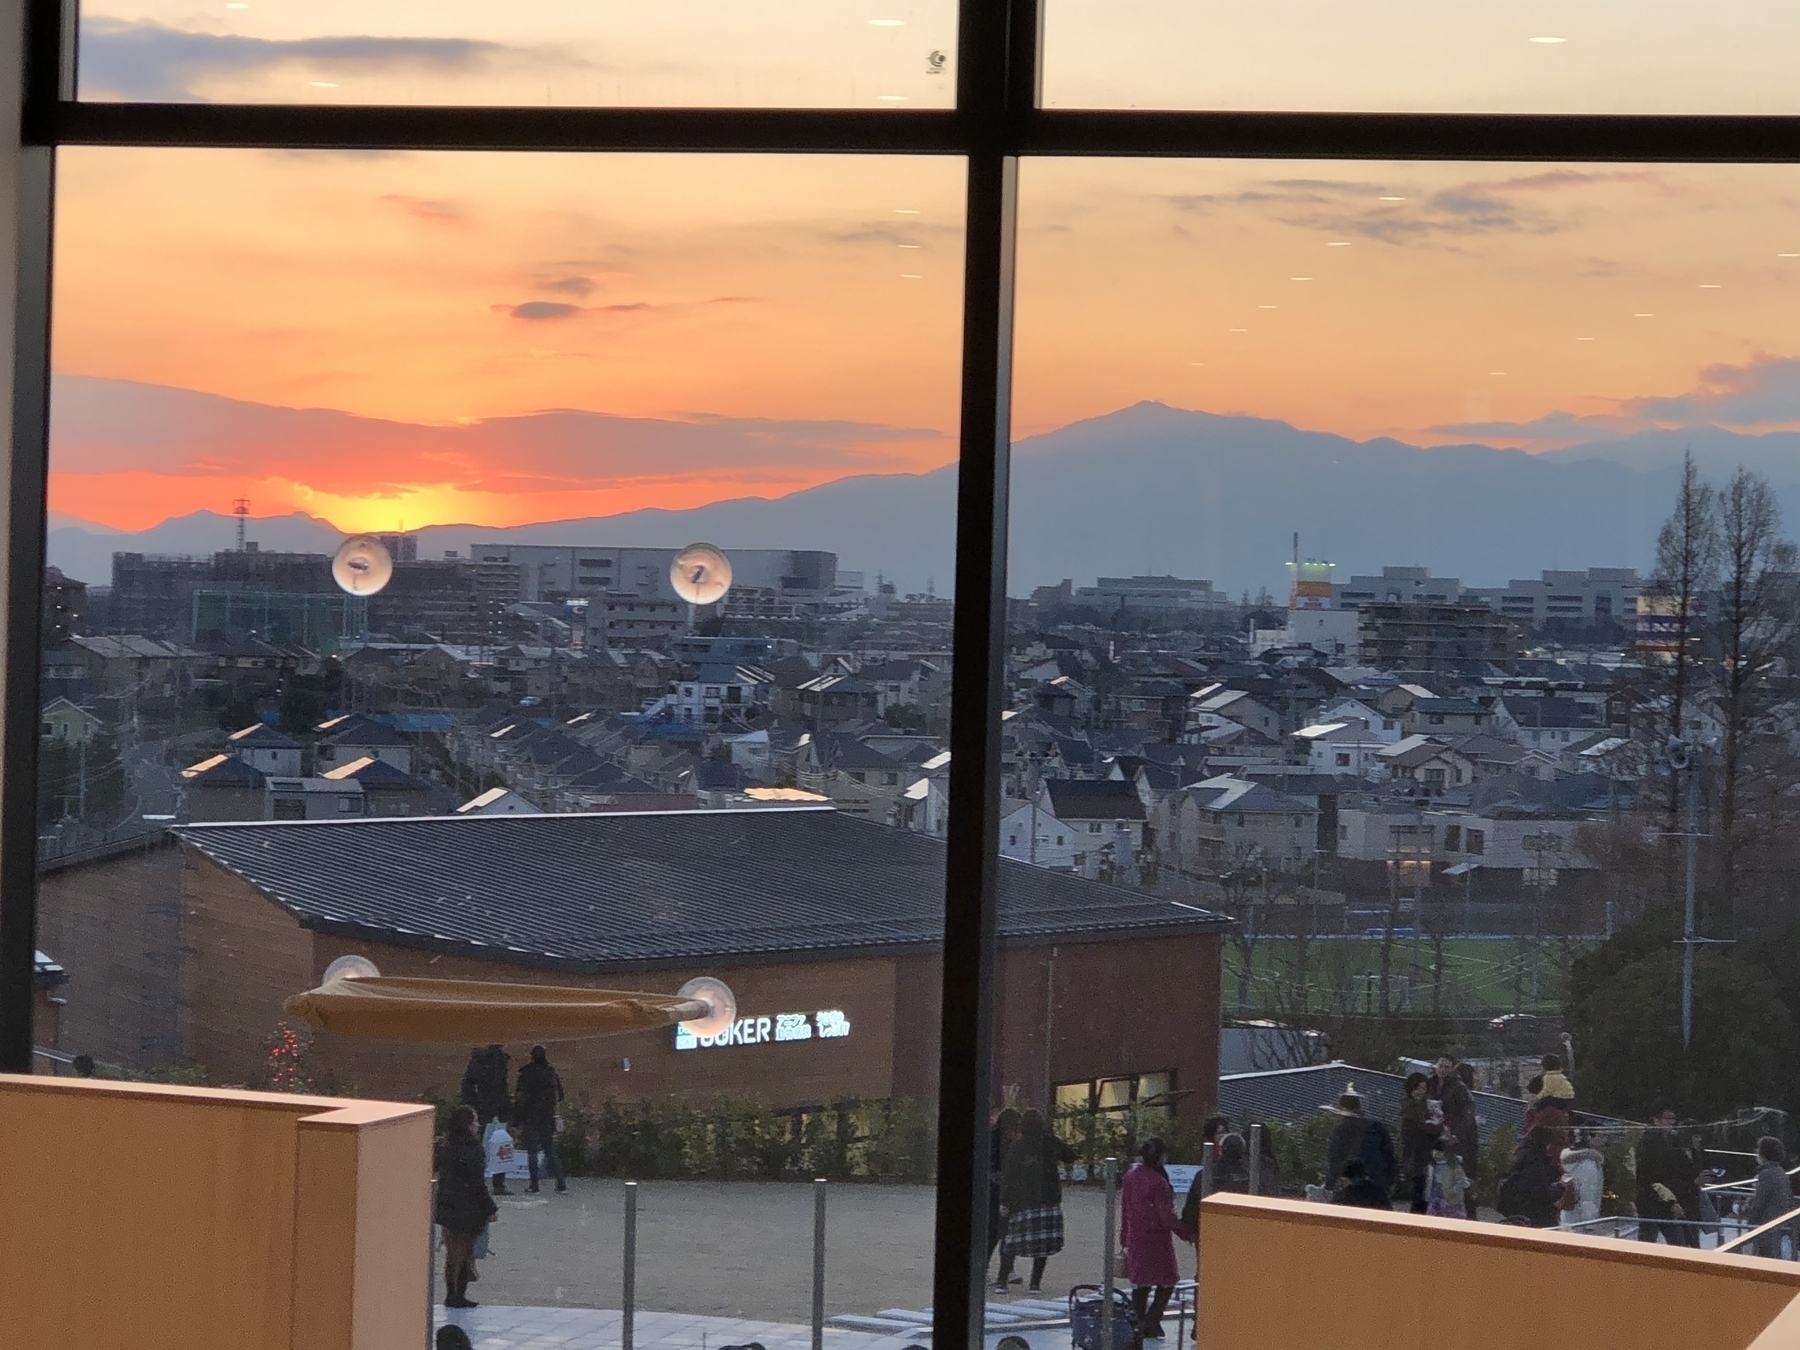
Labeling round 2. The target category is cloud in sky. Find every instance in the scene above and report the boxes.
[1431,354,1800,446]
[79,20,515,101]
[1623,355,1800,427]
[379,194,466,225]
[1165,168,1678,247]
[47,374,948,531]
[507,302,583,321]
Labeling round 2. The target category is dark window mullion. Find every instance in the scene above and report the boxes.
[933,1,1039,1346]
[30,103,1800,164]
[36,102,968,155]
[0,0,66,1074]
[1021,109,1800,162]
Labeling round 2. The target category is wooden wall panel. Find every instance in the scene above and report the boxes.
[0,1075,430,1350]
[1200,1194,1800,1350]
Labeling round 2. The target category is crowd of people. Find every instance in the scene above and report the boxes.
[434,1042,570,1306]
[433,1044,1795,1316]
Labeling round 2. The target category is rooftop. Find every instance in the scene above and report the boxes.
[226,722,301,749]
[171,807,1224,972]
[1042,778,1147,821]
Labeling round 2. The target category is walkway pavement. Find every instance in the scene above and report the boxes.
[434,1305,905,1350]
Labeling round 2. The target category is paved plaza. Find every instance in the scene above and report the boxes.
[456,1180,1117,1321]
[433,1305,909,1350]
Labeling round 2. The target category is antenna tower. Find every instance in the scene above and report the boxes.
[232,498,250,551]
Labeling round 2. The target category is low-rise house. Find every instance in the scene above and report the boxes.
[314,713,415,775]
[456,787,542,816]
[791,672,881,729]
[725,728,774,781]
[1378,735,1476,793]
[1187,686,1283,741]
[1404,698,1492,737]
[265,776,364,820]
[667,664,774,726]
[40,697,101,746]
[1039,778,1147,879]
[1494,695,1604,753]
[1182,775,1320,875]
[998,797,1077,870]
[1454,734,1563,783]
[1291,719,1390,779]
[816,735,910,820]
[226,722,303,777]
[320,756,432,817]
[180,753,268,822]
[1317,697,1404,742]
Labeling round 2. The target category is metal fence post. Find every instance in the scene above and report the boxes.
[1101,1156,1119,1350]
[426,1178,437,1349]
[623,1180,639,1350]
[1247,1125,1263,1197]
[813,1178,827,1350]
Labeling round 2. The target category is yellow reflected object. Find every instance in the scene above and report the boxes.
[284,973,708,1043]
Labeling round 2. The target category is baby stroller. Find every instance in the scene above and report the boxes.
[1069,1285,1140,1350]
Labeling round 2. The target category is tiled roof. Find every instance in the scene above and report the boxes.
[1043,778,1147,822]
[180,754,267,787]
[227,722,300,749]
[319,756,421,787]
[172,807,1226,972]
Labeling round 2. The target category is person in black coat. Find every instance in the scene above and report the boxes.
[996,1109,1076,1292]
[1333,1159,1394,1210]
[1636,1106,1705,1246]
[1429,1055,1481,1219]
[987,1107,1022,1282]
[1497,1126,1567,1228]
[460,1044,510,1127]
[436,1105,499,1308]
[514,1045,568,1194]
[1325,1085,1397,1195]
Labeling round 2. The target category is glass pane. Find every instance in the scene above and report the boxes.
[1043,2,1800,113]
[999,158,1800,1260]
[80,1,958,107]
[37,147,966,1340]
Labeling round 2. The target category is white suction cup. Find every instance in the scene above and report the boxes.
[676,976,737,1039]
[332,536,395,597]
[322,954,381,983]
[669,543,733,606]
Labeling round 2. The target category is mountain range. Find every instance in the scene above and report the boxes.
[48,402,1800,598]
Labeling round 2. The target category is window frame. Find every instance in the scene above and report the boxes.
[4,2,1799,1345]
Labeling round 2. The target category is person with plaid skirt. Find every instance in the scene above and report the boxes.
[997,1108,1076,1293]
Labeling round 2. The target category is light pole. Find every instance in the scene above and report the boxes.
[1678,745,1699,1049]
[1665,737,1727,1050]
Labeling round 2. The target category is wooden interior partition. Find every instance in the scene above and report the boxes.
[1199,1194,1800,1350]
[0,1074,433,1350]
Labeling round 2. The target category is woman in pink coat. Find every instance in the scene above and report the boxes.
[1119,1137,1195,1341]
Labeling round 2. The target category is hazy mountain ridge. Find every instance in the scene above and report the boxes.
[49,402,1800,597]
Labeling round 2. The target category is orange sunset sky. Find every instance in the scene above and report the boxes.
[48,6,1800,534]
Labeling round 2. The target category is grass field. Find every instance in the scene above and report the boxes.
[1220,934,1595,1018]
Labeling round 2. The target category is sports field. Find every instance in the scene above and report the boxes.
[1220,934,1592,1017]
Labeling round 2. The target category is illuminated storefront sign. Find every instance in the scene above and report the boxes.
[675,1009,852,1051]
